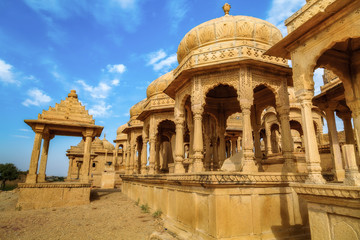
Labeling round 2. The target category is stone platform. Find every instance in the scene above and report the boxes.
[122,173,310,240]
[17,182,91,210]
[291,183,360,240]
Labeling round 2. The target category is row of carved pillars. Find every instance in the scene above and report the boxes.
[172,102,296,173]
[26,125,96,184]
[294,89,360,184]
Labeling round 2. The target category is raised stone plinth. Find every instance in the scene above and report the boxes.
[291,183,360,240]
[17,182,91,210]
[122,173,310,240]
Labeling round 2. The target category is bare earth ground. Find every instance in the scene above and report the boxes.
[0,189,162,240]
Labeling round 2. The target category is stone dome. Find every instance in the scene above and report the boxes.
[116,124,127,136]
[146,71,174,98]
[177,13,283,64]
[129,99,147,118]
[102,136,115,151]
[92,137,104,150]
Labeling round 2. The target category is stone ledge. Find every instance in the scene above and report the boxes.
[121,173,307,186]
[291,183,360,199]
[18,182,91,188]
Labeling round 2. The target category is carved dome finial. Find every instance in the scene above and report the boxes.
[68,90,78,99]
[223,3,231,16]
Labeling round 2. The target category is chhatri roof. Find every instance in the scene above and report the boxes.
[129,98,147,119]
[39,90,95,124]
[25,90,103,137]
[177,4,283,64]
[146,71,174,98]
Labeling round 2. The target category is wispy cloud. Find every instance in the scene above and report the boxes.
[77,80,112,99]
[146,49,177,73]
[147,49,167,66]
[22,88,52,107]
[107,64,126,74]
[88,100,112,117]
[166,0,189,33]
[19,128,31,132]
[266,0,306,35]
[0,59,18,85]
[24,0,143,32]
[12,135,31,139]
[111,79,120,86]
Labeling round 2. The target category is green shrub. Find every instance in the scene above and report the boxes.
[135,198,140,206]
[152,210,162,218]
[140,203,150,213]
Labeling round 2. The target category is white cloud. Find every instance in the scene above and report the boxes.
[22,88,52,107]
[146,50,178,73]
[147,49,167,66]
[0,59,18,84]
[111,79,120,86]
[24,0,142,32]
[89,101,112,117]
[19,128,31,132]
[107,64,126,74]
[77,80,112,99]
[166,0,189,33]
[266,0,306,35]
[153,54,177,72]
[12,135,31,139]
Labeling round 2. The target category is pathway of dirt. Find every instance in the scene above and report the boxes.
[0,189,161,240]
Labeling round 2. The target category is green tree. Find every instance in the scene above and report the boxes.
[0,163,19,190]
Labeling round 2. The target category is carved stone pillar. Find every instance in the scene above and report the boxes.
[66,157,74,180]
[218,126,226,166]
[337,111,355,145]
[240,101,257,172]
[231,138,237,156]
[26,125,45,183]
[37,132,54,183]
[141,137,148,174]
[174,118,185,173]
[130,143,136,174]
[125,142,131,174]
[325,107,345,181]
[204,137,212,171]
[253,125,262,161]
[212,138,219,170]
[237,136,241,151]
[265,121,272,156]
[192,109,204,172]
[342,144,360,186]
[80,129,94,183]
[155,140,160,173]
[277,106,296,172]
[297,91,326,183]
[148,137,156,174]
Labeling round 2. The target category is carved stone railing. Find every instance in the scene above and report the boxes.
[291,183,360,199]
[18,182,91,188]
[121,172,307,186]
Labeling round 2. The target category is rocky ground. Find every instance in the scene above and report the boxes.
[0,189,163,240]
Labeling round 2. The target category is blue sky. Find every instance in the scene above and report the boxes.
[2,0,337,176]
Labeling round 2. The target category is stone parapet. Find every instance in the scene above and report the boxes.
[122,175,310,240]
[121,172,307,187]
[17,182,91,210]
[291,183,360,200]
[291,183,360,239]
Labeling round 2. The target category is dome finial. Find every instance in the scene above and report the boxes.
[222,3,231,16]
[68,90,78,99]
